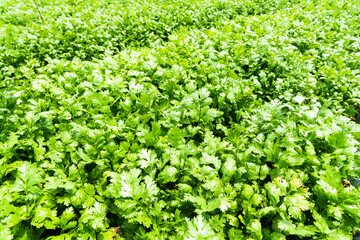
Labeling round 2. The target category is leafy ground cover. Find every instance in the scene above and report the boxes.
[1,0,360,239]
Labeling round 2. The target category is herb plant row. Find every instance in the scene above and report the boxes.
[0,0,360,239]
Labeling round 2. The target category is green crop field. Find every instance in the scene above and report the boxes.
[1,0,360,239]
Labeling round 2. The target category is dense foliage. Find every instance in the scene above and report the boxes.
[1,0,360,239]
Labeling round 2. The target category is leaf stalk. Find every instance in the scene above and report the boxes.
[32,0,45,24]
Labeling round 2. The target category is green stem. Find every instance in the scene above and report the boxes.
[32,0,45,24]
